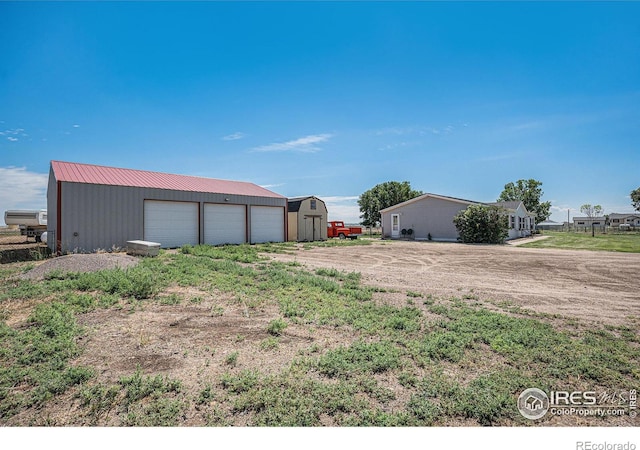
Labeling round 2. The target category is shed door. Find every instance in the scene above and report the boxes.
[204,204,246,245]
[144,200,198,248]
[250,206,284,243]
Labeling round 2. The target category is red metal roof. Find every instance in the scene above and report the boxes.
[51,161,285,198]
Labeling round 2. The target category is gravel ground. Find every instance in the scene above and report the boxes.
[269,239,640,325]
[20,253,140,280]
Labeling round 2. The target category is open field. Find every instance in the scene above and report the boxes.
[520,231,640,253]
[0,240,638,426]
[272,239,640,325]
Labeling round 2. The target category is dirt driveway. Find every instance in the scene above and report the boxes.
[270,240,640,325]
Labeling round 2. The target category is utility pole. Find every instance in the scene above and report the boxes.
[567,209,570,232]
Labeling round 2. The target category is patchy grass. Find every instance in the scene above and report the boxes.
[302,239,372,250]
[1,243,639,426]
[521,231,640,253]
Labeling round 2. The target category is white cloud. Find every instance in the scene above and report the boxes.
[375,125,456,137]
[0,167,48,225]
[2,128,27,141]
[260,183,285,189]
[321,196,359,202]
[222,132,245,141]
[73,124,80,128]
[322,195,361,223]
[251,134,332,153]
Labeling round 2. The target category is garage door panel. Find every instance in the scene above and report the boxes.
[251,206,284,244]
[144,200,198,248]
[204,204,246,245]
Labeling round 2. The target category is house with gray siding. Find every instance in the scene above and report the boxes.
[287,196,328,242]
[380,193,534,242]
[47,161,287,254]
[608,213,640,228]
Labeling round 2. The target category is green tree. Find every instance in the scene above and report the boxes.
[580,204,603,217]
[497,179,551,224]
[453,204,509,244]
[631,187,640,212]
[358,181,423,227]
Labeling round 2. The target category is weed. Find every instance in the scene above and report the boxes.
[317,340,401,378]
[407,291,423,298]
[123,397,185,426]
[197,384,215,405]
[118,370,182,415]
[158,293,181,305]
[220,370,260,393]
[267,318,288,336]
[210,305,224,317]
[0,300,93,418]
[225,351,239,366]
[260,336,280,350]
[78,384,120,424]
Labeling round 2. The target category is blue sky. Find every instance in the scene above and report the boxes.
[1,1,639,224]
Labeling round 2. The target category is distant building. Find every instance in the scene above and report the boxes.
[608,213,640,228]
[572,216,606,231]
[536,220,564,231]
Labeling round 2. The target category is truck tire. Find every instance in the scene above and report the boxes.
[338,233,346,239]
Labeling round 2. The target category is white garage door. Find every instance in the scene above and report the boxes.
[144,200,199,248]
[204,204,246,245]
[250,206,284,243]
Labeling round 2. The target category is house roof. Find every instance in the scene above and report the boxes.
[488,201,535,216]
[50,161,285,198]
[489,201,520,210]
[380,193,535,216]
[379,193,481,214]
[609,213,640,219]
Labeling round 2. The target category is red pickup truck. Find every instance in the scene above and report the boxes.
[327,221,362,239]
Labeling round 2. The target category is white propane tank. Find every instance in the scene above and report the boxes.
[40,232,48,244]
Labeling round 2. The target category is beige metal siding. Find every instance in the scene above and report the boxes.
[291,198,328,241]
[287,211,298,241]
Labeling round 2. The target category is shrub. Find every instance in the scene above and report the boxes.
[267,318,288,336]
[453,204,509,244]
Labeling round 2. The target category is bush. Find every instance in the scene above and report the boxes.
[453,204,509,244]
[267,318,288,336]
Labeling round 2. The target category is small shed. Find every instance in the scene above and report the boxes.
[287,196,328,242]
